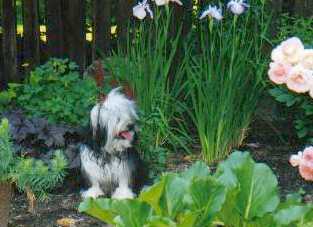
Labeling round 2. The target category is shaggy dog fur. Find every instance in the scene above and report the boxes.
[80,88,144,199]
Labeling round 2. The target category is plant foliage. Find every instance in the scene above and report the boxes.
[79,151,313,227]
[2,58,99,126]
[185,1,270,163]
[104,7,191,177]
[2,109,78,148]
[270,15,313,143]
[0,118,67,199]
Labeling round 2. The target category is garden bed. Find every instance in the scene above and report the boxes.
[9,102,313,226]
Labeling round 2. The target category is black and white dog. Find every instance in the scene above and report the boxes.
[80,88,144,199]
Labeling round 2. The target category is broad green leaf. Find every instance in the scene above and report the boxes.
[145,216,176,227]
[215,151,280,221]
[78,198,116,224]
[139,175,168,215]
[112,199,152,227]
[160,174,188,219]
[177,211,198,227]
[180,161,210,181]
[274,205,311,225]
[187,177,226,226]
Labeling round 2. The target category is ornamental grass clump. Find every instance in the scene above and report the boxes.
[0,118,67,226]
[185,0,269,163]
[106,1,190,173]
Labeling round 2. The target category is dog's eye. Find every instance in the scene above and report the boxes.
[127,124,135,131]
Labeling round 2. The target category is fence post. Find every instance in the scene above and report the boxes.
[23,0,40,73]
[294,0,313,17]
[270,0,283,37]
[92,0,112,60]
[46,0,64,58]
[2,0,18,87]
[65,0,86,73]
[116,0,133,48]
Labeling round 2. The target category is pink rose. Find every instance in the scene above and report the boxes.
[280,37,304,65]
[286,65,311,93]
[290,147,313,181]
[271,37,305,65]
[301,49,313,70]
[268,62,291,85]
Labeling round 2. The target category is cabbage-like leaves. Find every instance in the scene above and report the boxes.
[79,151,313,227]
[215,151,280,223]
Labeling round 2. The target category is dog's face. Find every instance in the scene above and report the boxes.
[90,88,138,154]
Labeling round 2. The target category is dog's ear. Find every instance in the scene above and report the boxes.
[92,122,107,153]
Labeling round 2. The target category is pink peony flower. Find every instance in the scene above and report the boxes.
[301,49,313,70]
[290,147,313,181]
[286,65,311,93]
[280,37,304,65]
[268,62,291,85]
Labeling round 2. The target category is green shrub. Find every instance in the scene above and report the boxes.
[0,118,67,200]
[185,1,270,163]
[4,58,99,126]
[270,15,313,143]
[79,151,313,227]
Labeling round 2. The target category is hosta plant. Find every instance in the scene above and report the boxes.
[79,151,313,227]
[0,118,67,226]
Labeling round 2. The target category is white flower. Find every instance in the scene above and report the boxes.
[290,151,303,167]
[133,0,154,20]
[199,5,223,21]
[227,0,249,15]
[154,0,183,6]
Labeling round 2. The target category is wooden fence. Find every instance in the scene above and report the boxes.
[0,0,312,89]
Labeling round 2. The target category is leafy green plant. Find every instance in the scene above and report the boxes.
[0,118,67,199]
[4,58,99,126]
[79,151,313,227]
[104,7,191,174]
[185,1,270,163]
[269,15,313,143]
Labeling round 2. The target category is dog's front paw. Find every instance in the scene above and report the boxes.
[112,186,135,200]
[81,186,104,199]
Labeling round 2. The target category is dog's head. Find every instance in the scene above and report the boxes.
[90,87,139,154]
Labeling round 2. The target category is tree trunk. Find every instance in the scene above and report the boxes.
[23,0,40,73]
[2,0,18,86]
[92,0,112,60]
[65,0,86,73]
[46,0,64,58]
[0,183,12,227]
